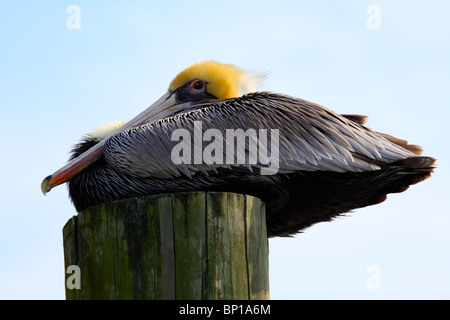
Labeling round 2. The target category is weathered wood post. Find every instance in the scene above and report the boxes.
[63,192,269,299]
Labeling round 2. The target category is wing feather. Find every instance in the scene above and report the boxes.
[104,92,418,179]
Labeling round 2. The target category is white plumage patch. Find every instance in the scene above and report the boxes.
[238,69,268,97]
[87,121,127,141]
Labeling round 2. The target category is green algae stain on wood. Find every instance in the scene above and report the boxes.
[63,192,269,300]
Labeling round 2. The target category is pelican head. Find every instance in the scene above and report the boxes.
[169,60,264,101]
[41,61,265,194]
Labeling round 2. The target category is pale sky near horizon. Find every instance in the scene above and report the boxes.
[0,1,449,299]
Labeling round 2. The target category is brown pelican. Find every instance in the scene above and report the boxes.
[41,61,435,237]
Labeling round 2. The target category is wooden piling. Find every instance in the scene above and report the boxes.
[62,192,269,300]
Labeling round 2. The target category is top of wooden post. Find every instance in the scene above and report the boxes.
[63,192,269,300]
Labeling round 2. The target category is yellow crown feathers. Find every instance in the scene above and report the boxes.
[169,61,266,100]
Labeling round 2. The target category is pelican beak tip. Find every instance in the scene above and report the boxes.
[41,175,52,195]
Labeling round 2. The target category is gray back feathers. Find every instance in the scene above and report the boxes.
[104,92,417,180]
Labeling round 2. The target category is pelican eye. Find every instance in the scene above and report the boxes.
[192,80,204,90]
[176,79,216,102]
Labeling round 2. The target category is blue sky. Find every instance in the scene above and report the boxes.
[0,0,449,299]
